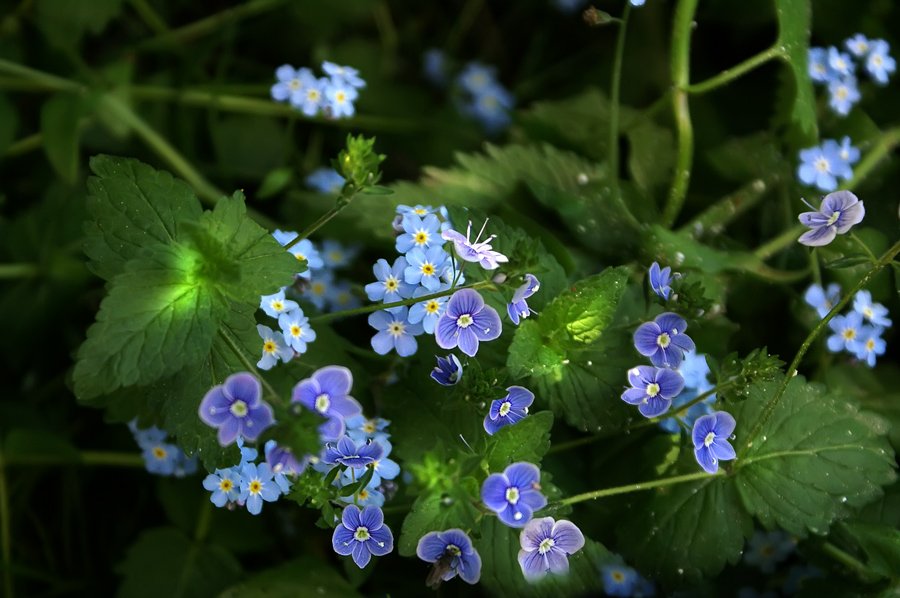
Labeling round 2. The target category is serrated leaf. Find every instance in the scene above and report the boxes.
[477,517,613,597]
[397,488,480,557]
[542,267,630,347]
[40,94,82,185]
[732,377,897,536]
[73,243,221,399]
[774,0,817,142]
[84,155,203,281]
[485,411,554,471]
[219,556,361,598]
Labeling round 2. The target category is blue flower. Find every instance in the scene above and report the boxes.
[332,505,393,569]
[292,365,363,420]
[305,168,345,193]
[396,213,442,254]
[648,262,674,301]
[629,0,646,5]
[288,239,324,277]
[142,441,179,475]
[804,283,841,319]
[601,564,638,597]
[417,529,482,586]
[322,61,366,89]
[865,39,895,84]
[507,273,540,325]
[833,136,860,166]
[797,143,844,191]
[553,0,589,14]
[658,388,715,434]
[256,324,294,369]
[431,354,463,386]
[325,80,359,118]
[272,229,298,246]
[827,47,855,77]
[397,204,436,216]
[324,436,384,468]
[743,530,795,573]
[442,220,509,270]
[199,372,274,445]
[692,411,737,474]
[798,190,865,247]
[129,422,167,449]
[271,65,314,103]
[203,468,242,506]
[239,462,281,515]
[678,351,712,392]
[808,47,831,83]
[853,290,892,327]
[278,308,316,353]
[404,246,450,291]
[321,239,357,269]
[409,285,449,333]
[827,311,865,352]
[849,325,886,367]
[517,517,585,581]
[422,49,447,86]
[260,289,299,319]
[435,289,502,357]
[621,366,685,418]
[633,312,695,369]
[465,84,514,132]
[484,386,534,435]
[828,76,861,116]
[342,439,401,488]
[305,270,334,310]
[458,62,497,95]
[265,441,309,476]
[369,307,424,356]
[845,34,871,58]
[293,76,327,116]
[481,462,547,527]
[328,282,361,311]
[345,415,391,445]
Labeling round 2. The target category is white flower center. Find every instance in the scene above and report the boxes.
[354,526,370,541]
[499,401,512,417]
[230,400,248,417]
[873,54,883,67]
[457,314,473,328]
[815,157,830,173]
[836,86,848,100]
[385,276,399,291]
[657,332,671,348]
[826,211,841,226]
[505,486,519,504]
[842,327,856,341]
[704,432,716,447]
[646,383,660,398]
[315,394,331,413]
[863,307,874,319]
[538,538,555,554]
[447,543,461,556]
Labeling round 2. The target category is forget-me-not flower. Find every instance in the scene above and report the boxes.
[369,307,424,356]
[827,47,855,77]
[827,311,865,352]
[325,81,359,118]
[404,246,450,291]
[481,462,547,527]
[294,77,326,116]
[431,354,463,386]
[804,283,841,319]
[517,517,585,581]
[422,49,447,86]
[331,505,393,569]
[142,441,179,475]
[278,309,316,353]
[865,40,896,84]
[408,285,449,333]
[853,290,892,327]
[305,168,345,193]
[833,136,860,166]
[797,190,865,247]
[199,372,274,445]
[288,238,324,277]
[345,415,391,445]
[601,564,639,597]
[322,61,366,89]
[845,34,871,58]
[507,274,540,325]
[271,65,314,104]
[202,468,242,507]
[808,47,831,83]
[257,324,294,369]
[850,325,886,367]
[417,529,482,586]
[260,289,299,319]
[484,386,534,435]
[621,366,685,418]
[458,62,497,95]
[239,462,281,515]
[396,213,442,254]
[828,76,861,116]
[633,312,695,369]
[365,257,416,302]
[797,143,845,191]
[321,239,358,269]
[435,289,502,357]
[692,411,737,474]
[272,229,298,246]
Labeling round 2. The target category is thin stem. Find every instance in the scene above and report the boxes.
[844,126,900,188]
[217,328,282,405]
[679,177,775,239]
[849,232,878,263]
[0,450,13,598]
[661,0,699,228]
[740,239,900,455]
[560,471,715,506]
[753,224,804,260]
[0,58,84,93]
[820,541,880,583]
[3,133,42,157]
[294,203,348,243]
[608,2,632,202]
[310,280,495,324]
[685,45,783,94]
[128,0,169,34]
[98,94,225,205]
[0,263,38,279]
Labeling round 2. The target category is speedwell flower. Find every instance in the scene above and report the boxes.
[435,289,502,357]
[417,529,482,586]
[633,312,695,369]
[199,372,274,446]
[517,517,585,581]
[292,365,362,420]
[431,354,463,386]
[621,366,685,418]
[481,462,547,527]
[797,190,865,247]
[692,411,737,474]
[332,505,393,569]
[507,274,540,325]
[648,261,674,301]
[442,220,509,270]
[484,386,534,435]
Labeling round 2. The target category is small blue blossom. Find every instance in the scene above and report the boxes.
[129,422,167,449]
[553,0,589,14]
[331,505,393,569]
[435,289,502,357]
[288,238,324,278]
[397,204,437,216]
[345,415,391,445]
[278,308,316,353]
[305,168,345,193]
[339,485,386,508]
[827,47,855,77]
[808,47,831,83]
[422,49,447,86]
[239,462,281,515]
[396,213,442,254]
[828,76,861,116]
[292,365,362,420]
[199,372,274,446]
[850,325,886,367]
[322,61,366,89]
[633,312,695,369]
[853,290,892,327]
[818,140,854,180]
[293,76,327,116]
[484,386,534,435]
[369,307,424,357]
[692,411,737,474]
[804,283,841,319]
[678,351,712,392]
[272,229,298,246]
[324,436,384,468]
[797,143,845,191]
[507,274,540,325]
[257,324,294,369]
[621,366,685,418]
[142,441,179,475]
[203,468,242,507]
[417,529,482,586]
[404,245,450,291]
[343,439,401,488]
[431,354,464,386]
[260,289,299,319]
[325,80,359,118]
[865,39,896,84]
[442,220,508,270]
[328,281,361,311]
[265,441,309,476]
[827,311,865,352]
[629,0,647,5]
[408,285,449,333]
[798,190,865,247]
[648,262,674,301]
[465,84,514,133]
[271,65,314,104]
[517,517,585,581]
[601,564,638,597]
[458,62,497,96]
[743,530,795,573]
[321,239,357,269]
[833,136,860,166]
[845,34,871,58]
[305,270,334,310]
[481,462,547,527]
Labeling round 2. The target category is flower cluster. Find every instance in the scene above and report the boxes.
[796,137,859,192]
[808,35,895,116]
[129,421,197,477]
[270,61,366,119]
[421,54,515,133]
[202,438,293,515]
[807,285,891,367]
[796,190,865,247]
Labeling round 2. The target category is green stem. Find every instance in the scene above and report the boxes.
[740,239,900,455]
[679,177,775,239]
[293,199,353,243]
[753,224,804,260]
[218,328,282,405]
[98,94,225,205]
[0,263,38,279]
[128,0,170,34]
[661,0,699,228]
[310,280,495,324]
[3,133,42,157]
[0,58,84,92]
[560,471,715,506]
[0,450,12,598]
[849,232,878,263]
[685,45,783,94]
[608,2,632,202]
[845,126,900,188]
[820,541,880,583]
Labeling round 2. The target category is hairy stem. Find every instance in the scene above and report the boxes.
[820,541,880,583]
[560,471,715,506]
[685,45,783,94]
[679,177,776,239]
[608,2,632,202]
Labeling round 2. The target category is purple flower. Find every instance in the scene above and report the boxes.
[431,354,463,386]
[292,365,362,420]
[332,505,393,569]
[692,411,737,474]
[797,190,865,247]
[396,213,442,254]
[648,262,674,301]
[416,529,482,586]
[323,436,384,468]
[435,289,502,357]
[621,366,685,418]
[484,386,534,435]
[441,219,509,270]
[481,462,547,527]
[507,274,540,325]
[265,441,309,476]
[368,307,424,357]
[199,373,274,446]
[633,313,695,369]
[364,257,415,302]
[404,245,450,291]
[239,462,281,515]
[517,517,585,581]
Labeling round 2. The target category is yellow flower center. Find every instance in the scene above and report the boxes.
[425,301,440,314]
[311,282,326,295]
[842,328,856,341]
[385,277,399,291]
[152,446,167,459]
[815,157,830,173]
[290,325,301,337]
[249,480,262,494]
[263,340,277,354]
[414,231,429,245]
[295,253,306,262]
[866,338,876,351]
[219,479,233,492]
[421,263,435,276]
[271,300,284,312]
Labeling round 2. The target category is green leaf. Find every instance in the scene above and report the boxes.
[732,377,897,536]
[485,411,554,471]
[117,527,241,598]
[34,0,124,49]
[256,167,294,199]
[40,94,82,185]
[219,557,362,598]
[626,119,676,194]
[397,487,480,557]
[774,0,817,142]
[73,243,221,399]
[824,254,873,270]
[84,155,203,281]
[541,267,630,347]
[477,517,613,597]
[841,522,900,580]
